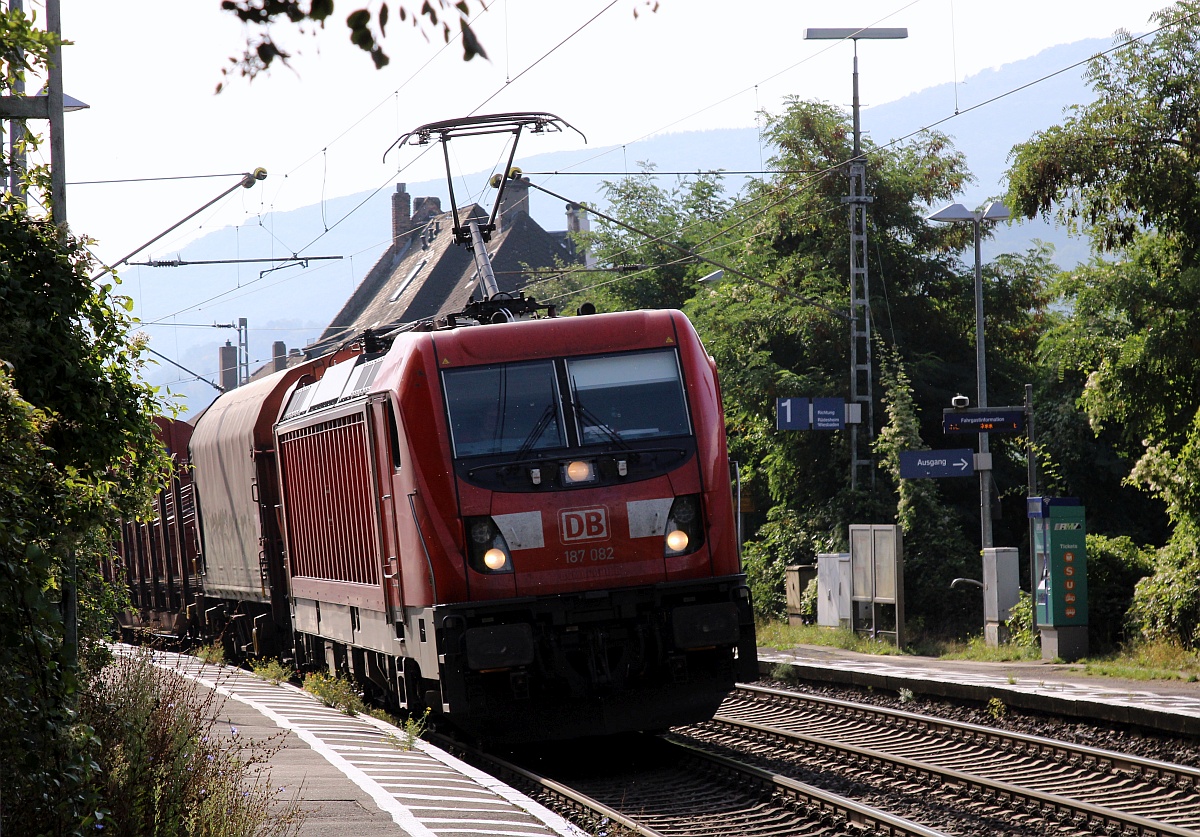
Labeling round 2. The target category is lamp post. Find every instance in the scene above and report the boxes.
[929,200,1011,549]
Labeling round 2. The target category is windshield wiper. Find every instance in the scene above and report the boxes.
[570,398,630,450]
[515,404,557,460]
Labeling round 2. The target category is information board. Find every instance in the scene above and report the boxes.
[943,406,1025,434]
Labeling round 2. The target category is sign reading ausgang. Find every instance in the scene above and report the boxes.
[899,449,975,479]
[943,406,1025,435]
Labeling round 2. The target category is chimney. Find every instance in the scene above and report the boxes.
[272,340,287,373]
[391,183,411,244]
[497,176,531,231]
[219,340,238,392]
[412,196,442,228]
[565,202,597,269]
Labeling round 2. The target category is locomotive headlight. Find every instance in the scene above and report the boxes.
[464,516,515,574]
[483,548,509,571]
[664,494,705,557]
[563,459,596,485]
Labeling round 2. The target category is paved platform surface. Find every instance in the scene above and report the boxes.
[145,651,584,837]
[759,645,1200,735]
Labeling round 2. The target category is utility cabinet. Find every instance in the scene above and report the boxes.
[816,552,851,629]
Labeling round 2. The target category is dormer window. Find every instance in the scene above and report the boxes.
[389,258,428,303]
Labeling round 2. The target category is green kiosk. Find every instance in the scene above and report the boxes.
[1027,497,1088,661]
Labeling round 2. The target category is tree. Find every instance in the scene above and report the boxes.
[540,165,733,313]
[562,98,1055,633]
[1008,1,1200,260]
[0,10,171,827]
[1008,1,1200,646]
[0,207,170,835]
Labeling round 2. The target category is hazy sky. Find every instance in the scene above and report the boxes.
[49,0,1169,268]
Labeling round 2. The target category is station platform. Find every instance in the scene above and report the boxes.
[759,645,1200,736]
[145,650,585,837]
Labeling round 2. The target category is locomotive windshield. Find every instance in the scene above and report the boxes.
[443,348,691,458]
[443,360,565,457]
[566,350,690,442]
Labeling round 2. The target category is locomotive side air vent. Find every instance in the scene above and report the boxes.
[305,357,362,412]
[341,358,384,401]
[281,383,317,420]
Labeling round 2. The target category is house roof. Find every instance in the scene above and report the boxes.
[309,198,571,356]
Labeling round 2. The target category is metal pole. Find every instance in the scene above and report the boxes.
[846,40,875,491]
[238,317,249,386]
[7,0,25,205]
[1025,382,1039,637]
[975,217,993,549]
[46,0,65,229]
[467,218,500,299]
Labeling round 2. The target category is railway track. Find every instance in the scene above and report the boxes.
[430,730,952,836]
[676,682,1200,836]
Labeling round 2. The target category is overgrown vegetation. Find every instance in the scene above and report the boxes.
[302,672,368,715]
[78,649,305,837]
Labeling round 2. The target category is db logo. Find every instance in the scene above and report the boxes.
[560,506,609,543]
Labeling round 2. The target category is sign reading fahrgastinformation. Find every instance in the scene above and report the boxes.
[943,406,1025,435]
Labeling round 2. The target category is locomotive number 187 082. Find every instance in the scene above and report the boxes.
[564,546,616,563]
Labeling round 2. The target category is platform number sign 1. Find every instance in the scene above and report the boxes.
[776,397,810,430]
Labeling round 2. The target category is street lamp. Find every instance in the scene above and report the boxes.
[928,200,1011,550]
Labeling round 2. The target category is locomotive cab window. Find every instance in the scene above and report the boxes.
[443,361,565,457]
[567,349,690,443]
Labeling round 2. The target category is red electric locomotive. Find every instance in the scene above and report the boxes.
[112,113,757,741]
[271,308,755,739]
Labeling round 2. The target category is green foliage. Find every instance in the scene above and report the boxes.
[755,619,905,656]
[303,672,367,715]
[1127,526,1200,648]
[0,374,105,834]
[1008,1,1200,258]
[195,643,226,666]
[798,577,818,625]
[537,166,734,314]
[217,0,489,91]
[1085,534,1156,650]
[1082,639,1200,681]
[393,709,430,751]
[251,658,295,685]
[987,696,1007,720]
[0,143,169,834]
[740,508,836,619]
[1008,9,1200,646]
[0,211,169,508]
[78,649,305,837]
[1005,591,1039,649]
